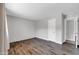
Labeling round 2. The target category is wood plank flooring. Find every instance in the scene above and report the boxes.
[8,38,79,55]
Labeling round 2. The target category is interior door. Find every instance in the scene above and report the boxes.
[48,19,56,42]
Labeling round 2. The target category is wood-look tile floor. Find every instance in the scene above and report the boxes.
[8,38,79,55]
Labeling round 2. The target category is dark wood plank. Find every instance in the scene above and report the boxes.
[8,38,79,55]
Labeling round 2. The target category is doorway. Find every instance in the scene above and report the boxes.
[64,16,78,48]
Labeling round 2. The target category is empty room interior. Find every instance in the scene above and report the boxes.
[1,3,79,55]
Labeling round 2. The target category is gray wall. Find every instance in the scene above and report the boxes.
[35,20,48,40]
[7,13,63,44]
[35,14,63,44]
[56,14,63,44]
[7,15,35,43]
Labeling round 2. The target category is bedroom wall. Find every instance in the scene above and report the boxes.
[35,14,63,44]
[7,15,35,43]
[35,20,48,40]
[55,14,63,44]
[7,13,63,44]
[48,14,63,44]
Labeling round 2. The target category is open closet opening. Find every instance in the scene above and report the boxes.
[63,15,79,48]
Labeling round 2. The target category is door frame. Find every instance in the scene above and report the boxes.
[64,16,78,48]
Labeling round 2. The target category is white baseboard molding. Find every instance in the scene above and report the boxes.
[35,36,62,45]
[10,37,62,45]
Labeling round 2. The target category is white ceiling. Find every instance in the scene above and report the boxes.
[5,3,79,20]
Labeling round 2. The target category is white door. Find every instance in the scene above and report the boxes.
[48,19,56,42]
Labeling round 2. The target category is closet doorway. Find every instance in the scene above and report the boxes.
[64,16,78,48]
